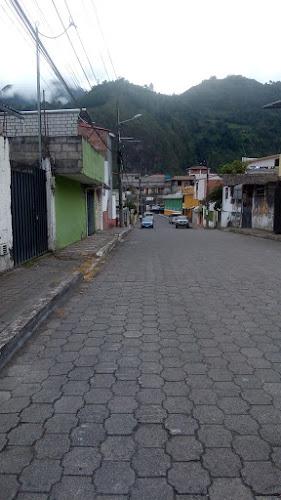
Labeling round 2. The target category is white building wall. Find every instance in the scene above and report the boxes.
[252,213,273,230]
[101,134,114,225]
[221,186,242,227]
[197,178,206,201]
[112,193,117,219]
[102,161,110,215]
[42,158,56,251]
[195,174,222,202]
[247,157,279,170]
[0,137,13,272]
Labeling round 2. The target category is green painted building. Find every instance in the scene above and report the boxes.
[51,136,105,248]
[163,193,183,215]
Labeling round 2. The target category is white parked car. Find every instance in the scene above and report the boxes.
[143,212,154,220]
[169,212,182,224]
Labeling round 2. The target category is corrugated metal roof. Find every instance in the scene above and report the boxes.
[167,175,194,180]
[163,192,183,199]
[221,172,278,186]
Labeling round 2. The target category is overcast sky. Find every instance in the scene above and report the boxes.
[1,0,281,99]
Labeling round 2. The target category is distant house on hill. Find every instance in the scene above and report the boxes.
[164,175,194,195]
[244,154,281,172]
[123,173,165,212]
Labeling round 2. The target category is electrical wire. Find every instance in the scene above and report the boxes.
[7,0,84,96]
[90,0,117,80]
[2,1,58,102]
[63,0,99,85]
[51,0,92,89]
[32,0,53,34]
[81,0,110,82]
[38,22,74,39]
[5,0,113,153]
[30,0,84,93]
[8,0,79,104]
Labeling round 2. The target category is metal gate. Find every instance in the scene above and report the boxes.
[242,204,252,228]
[274,181,281,234]
[242,186,253,229]
[87,190,94,235]
[11,165,48,265]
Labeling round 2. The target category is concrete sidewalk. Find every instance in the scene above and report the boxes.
[0,226,132,370]
[222,226,281,241]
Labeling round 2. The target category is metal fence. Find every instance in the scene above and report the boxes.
[11,165,48,265]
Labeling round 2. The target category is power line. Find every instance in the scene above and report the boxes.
[38,21,74,40]
[7,0,84,97]
[63,0,99,85]
[32,0,53,34]
[2,1,58,102]
[81,0,110,82]
[51,0,92,89]
[6,0,113,154]
[90,0,117,80]
[30,0,85,94]
[8,0,79,104]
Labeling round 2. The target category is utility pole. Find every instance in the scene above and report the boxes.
[137,173,142,216]
[35,23,42,167]
[117,103,142,228]
[117,103,124,228]
[205,160,210,229]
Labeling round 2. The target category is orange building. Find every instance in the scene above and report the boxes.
[182,185,199,219]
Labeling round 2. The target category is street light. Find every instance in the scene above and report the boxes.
[117,104,141,227]
[120,114,142,125]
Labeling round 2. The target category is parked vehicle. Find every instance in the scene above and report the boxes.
[169,212,182,224]
[143,212,154,219]
[141,216,154,228]
[175,215,189,228]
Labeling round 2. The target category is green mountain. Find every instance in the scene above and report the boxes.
[79,76,281,174]
[4,75,281,174]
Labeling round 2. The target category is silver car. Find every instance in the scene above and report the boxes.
[175,215,189,228]
[169,212,182,224]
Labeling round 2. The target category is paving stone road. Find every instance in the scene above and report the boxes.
[1,215,281,499]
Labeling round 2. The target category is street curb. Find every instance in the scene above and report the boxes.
[0,271,83,371]
[222,228,281,242]
[96,227,132,258]
[0,227,132,371]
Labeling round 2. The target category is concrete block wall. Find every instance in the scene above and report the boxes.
[2,109,81,138]
[9,136,83,170]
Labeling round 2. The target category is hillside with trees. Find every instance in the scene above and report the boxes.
[3,75,281,174]
[79,75,281,173]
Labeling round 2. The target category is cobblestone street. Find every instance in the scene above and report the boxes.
[1,215,281,499]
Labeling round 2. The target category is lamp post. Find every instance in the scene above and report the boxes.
[117,103,141,227]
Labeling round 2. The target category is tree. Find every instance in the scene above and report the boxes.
[209,185,222,210]
[124,199,137,213]
[218,159,248,175]
[201,185,222,210]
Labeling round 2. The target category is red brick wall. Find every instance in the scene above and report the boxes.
[78,123,108,159]
[209,179,223,191]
